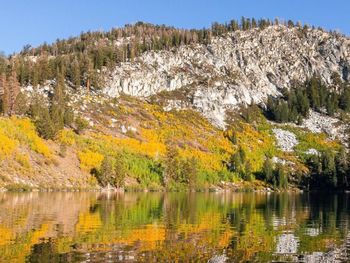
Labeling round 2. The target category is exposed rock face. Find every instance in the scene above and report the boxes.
[273,128,298,152]
[104,25,350,127]
[302,110,349,142]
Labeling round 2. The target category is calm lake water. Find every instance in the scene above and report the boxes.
[0,192,349,262]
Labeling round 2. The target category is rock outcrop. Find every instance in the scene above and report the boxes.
[104,25,350,127]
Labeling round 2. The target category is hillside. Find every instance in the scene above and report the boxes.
[0,19,349,191]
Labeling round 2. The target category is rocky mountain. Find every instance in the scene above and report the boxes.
[1,21,350,191]
[104,25,350,127]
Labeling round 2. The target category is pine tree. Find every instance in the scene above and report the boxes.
[51,71,65,133]
[322,150,337,188]
[266,96,276,119]
[30,98,56,139]
[252,18,257,28]
[98,156,114,187]
[229,20,239,31]
[326,93,338,116]
[276,164,288,189]
[296,89,310,117]
[164,145,181,186]
[335,148,348,188]
[287,20,295,28]
[307,76,321,110]
[339,85,350,112]
[114,155,126,189]
[96,155,126,188]
[71,58,81,89]
[244,161,254,182]
[182,157,198,190]
[262,158,274,183]
[279,102,289,122]
[84,56,93,93]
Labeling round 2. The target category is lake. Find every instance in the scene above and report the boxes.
[0,192,349,262]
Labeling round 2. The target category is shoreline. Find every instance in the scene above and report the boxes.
[1,181,348,193]
[0,186,335,193]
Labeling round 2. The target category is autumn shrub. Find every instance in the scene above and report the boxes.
[15,153,31,169]
[78,150,104,172]
[0,133,17,159]
[75,117,89,134]
[0,118,52,159]
[57,129,76,146]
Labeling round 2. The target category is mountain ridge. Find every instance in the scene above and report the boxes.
[0,19,349,191]
[103,24,350,127]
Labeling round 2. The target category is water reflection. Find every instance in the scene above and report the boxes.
[0,192,348,262]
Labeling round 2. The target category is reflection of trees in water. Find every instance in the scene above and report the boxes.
[0,192,349,262]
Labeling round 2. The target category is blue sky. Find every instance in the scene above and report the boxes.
[0,0,349,55]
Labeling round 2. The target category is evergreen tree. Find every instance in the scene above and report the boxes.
[182,157,198,190]
[287,20,295,28]
[244,161,254,182]
[114,154,126,188]
[276,164,288,189]
[335,148,349,188]
[326,93,338,116]
[230,147,246,174]
[339,85,350,112]
[70,58,81,89]
[296,89,310,117]
[322,150,337,188]
[262,158,274,183]
[30,98,56,139]
[251,18,257,28]
[307,76,321,110]
[97,155,126,188]
[164,145,181,186]
[279,101,289,122]
[50,71,65,133]
[98,156,114,187]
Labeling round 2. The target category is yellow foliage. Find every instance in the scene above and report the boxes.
[15,153,31,169]
[117,224,165,248]
[0,226,14,246]
[89,133,166,160]
[57,129,76,146]
[0,117,52,159]
[76,212,102,233]
[229,123,276,172]
[78,150,104,171]
[30,137,52,159]
[71,105,235,176]
[179,147,225,171]
[0,133,17,159]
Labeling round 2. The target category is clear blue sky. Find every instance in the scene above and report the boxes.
[1,0,349,55]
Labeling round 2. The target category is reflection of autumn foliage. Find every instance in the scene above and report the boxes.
[0,223,49,263]
[76,212,102,232]
[0,226,13,246]
[0,193,349,262]
[117,225,166,251]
